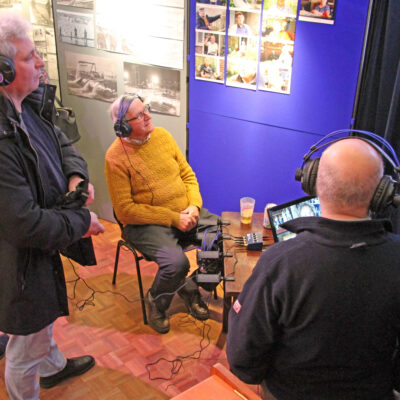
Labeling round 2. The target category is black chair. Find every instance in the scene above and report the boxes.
[112,211,219,325]
[112,211,149,325]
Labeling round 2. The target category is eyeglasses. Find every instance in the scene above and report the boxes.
[126,104,151,122]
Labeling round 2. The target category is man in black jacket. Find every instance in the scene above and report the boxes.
[227,138,400,400]
[0,13,104,399]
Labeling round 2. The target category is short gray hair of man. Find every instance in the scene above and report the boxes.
[0,12,31,59]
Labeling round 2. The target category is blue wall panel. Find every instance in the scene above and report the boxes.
[189,0,370,215]
[189,111,321,214]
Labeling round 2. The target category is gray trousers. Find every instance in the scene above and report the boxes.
[5,323,66,400]
[124,208,218,312]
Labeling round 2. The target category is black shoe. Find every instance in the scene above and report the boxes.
[0,334,9,360]
[145,291,170,334]
[39,355,95,389]
[179,290,209,321]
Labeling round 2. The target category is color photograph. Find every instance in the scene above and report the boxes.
[299,0,337,24]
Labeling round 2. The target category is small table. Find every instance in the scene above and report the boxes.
[221,212,273,332]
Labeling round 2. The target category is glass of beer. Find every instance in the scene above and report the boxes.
[240,197,255,224]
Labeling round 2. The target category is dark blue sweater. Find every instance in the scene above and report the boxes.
[227,217,400,400]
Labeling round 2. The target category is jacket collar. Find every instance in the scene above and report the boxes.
[0,83,56,139]
[282,216,391,247]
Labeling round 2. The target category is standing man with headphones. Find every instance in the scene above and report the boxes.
[105,94,218,334]
[0,13,104,400]
[227,133,400,400]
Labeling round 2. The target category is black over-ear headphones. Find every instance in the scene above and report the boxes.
[295,129,400,214]
[113,94,143,138]
[0,55,16,86]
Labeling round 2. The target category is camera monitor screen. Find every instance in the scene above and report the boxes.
[268,196,321,242]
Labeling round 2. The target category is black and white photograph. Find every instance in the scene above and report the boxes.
[95,11,136,55]
[55,0,94,9]
[29,0,53,27]
[57,9,95,47]
[65,51,118,102]
[123,62,181,117]
[0,0,21,10]
[150,0,184,7]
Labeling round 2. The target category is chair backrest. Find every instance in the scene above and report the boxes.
[113,210,124,234]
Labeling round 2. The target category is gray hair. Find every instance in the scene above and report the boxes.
[109,94,140,123]
[317,159,383,209]
[0,12,31,59]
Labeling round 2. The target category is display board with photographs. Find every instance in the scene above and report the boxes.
[57,10,95,47]
[124,62,181,117]
[195,1,227,84]
[299,0,336,24]
[193,0,300,94]
[259,0,297,94]
[95,0,184,69]
[1,0,59,87]
[65,51,117,102]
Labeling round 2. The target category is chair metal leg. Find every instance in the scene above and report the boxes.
[134,254,148,325]
[112,240,124,285]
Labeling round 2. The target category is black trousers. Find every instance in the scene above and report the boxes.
[124,208,218,312]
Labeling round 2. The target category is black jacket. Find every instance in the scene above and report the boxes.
[227,217,400,400]
[0,84,91,335]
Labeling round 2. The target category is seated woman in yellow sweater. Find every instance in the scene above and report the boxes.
[105,94,218,334]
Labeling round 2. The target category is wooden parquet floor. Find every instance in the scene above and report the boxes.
[0,219,244,400]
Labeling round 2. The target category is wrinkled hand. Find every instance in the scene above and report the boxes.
[83,212,105,238]
[177,213,197,232]
[177,206,199,232]
[68,175,95,206]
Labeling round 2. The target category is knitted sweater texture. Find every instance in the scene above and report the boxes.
[105,127,202,227]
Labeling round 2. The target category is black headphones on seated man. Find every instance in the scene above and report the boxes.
[113,94,144,138]
[295,129,400,215]
[0,54,16,86]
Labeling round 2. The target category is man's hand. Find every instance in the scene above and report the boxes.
[182,205,199,218]
[177,206,200,232]
[83,212,105,238]
[68,175,95,206]
[177,213,197,232]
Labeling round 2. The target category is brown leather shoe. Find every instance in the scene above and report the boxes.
[179,290,209,321]
[145,291,170,334]
[39,355,95,388]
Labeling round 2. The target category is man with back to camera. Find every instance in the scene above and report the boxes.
[0,12,105,400]
[105,95,218,334]
[226,137,400,399]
